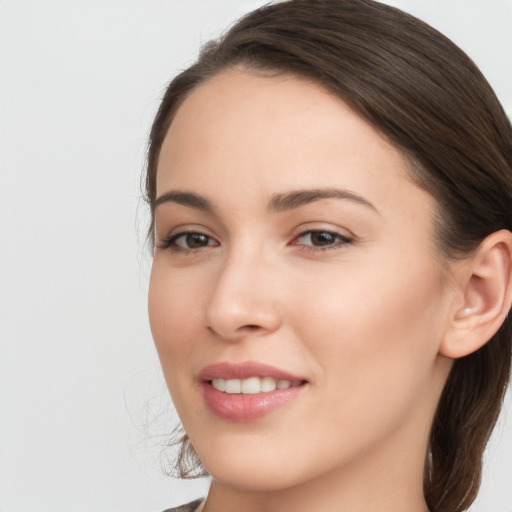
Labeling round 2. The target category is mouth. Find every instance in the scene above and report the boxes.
[210,376,305,395]
[199,361,309,421]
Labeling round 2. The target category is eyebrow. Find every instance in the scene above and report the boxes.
[154,191,214,212]
[154,187,378,214]
[267,188,379,214]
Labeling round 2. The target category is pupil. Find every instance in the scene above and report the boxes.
[312,232,334,245]
[187,233,208,247]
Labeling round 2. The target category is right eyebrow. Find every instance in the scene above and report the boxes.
[154,190,214,213]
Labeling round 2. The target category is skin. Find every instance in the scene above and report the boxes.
[149,70,460,512]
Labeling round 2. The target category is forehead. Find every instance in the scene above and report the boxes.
[156,69,434,220]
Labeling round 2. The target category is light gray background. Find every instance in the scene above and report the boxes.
[1,1,511,511]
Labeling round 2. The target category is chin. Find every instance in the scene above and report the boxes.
[204,458,306,493]
[190,428,331,493]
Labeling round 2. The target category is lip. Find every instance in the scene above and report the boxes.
[199,361,306,382]
[199,361,308,422]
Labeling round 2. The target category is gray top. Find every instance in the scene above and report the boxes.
[162,499,204,512]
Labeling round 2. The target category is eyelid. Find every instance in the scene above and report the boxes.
[289,222,354,240]
[289,226,354,252]
[293,229,353,249]
[156,226,219,252]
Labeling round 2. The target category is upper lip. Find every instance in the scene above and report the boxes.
[198,361,307,382]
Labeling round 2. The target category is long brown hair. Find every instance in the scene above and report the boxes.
[144,1,512,510]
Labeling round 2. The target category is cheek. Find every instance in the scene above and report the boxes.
[291,255,448,420]
[148,261,203,391]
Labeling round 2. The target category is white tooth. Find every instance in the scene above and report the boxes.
[241,377,261,394]
[213,377,293,394]
[277,380,291,390]
[260,377,277,392]
[225,379,242,394]
[212,378,226,392]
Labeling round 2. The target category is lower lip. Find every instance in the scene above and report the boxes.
[202,382,306,422]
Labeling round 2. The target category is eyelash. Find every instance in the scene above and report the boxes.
[158,231,218,252]
[292,230,353,252]
[158,229,353,253]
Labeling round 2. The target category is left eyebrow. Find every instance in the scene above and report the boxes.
[267,188,379,214]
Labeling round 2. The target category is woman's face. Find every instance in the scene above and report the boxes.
[149,70,455,493]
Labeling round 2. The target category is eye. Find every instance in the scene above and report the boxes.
[293,230,352,250]
[159,231,218,252]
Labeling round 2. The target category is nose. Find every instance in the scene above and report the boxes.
[205,248,282,341]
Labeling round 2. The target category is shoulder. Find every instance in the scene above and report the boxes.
[162,498,204,512]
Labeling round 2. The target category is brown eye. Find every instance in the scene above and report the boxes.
[161,231,218,251]
[295,230,352,248]
[182,233,212,248]
[310,231,338,246]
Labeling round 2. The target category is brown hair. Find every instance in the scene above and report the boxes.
[144,1,512,510]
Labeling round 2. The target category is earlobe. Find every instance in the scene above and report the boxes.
[440,230,512,359]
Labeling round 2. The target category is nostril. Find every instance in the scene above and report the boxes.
[207,323,261,338]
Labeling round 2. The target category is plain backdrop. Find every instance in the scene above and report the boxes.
[1,1,511,511]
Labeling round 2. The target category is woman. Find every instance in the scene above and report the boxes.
[144,1,512,511]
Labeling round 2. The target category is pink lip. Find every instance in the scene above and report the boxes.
[199,361,306,382]
[199,361,308,422]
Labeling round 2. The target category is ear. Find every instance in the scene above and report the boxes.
[440,230,512,359]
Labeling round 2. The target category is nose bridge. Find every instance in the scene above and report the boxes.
[205,239,281,339]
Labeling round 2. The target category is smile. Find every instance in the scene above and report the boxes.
[199,362,309,421]
[211,377,303,394]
